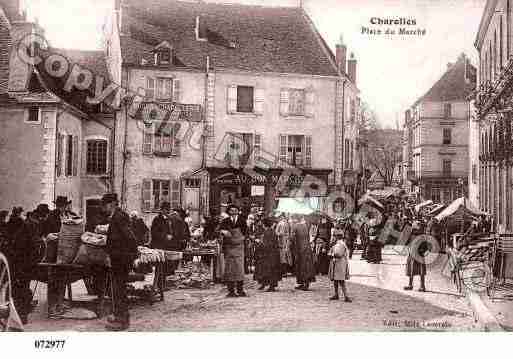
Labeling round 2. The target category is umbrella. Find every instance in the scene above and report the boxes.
[415,200,433,212]
[358,194,385,209]
[275,197,317,215]
[435,197,485,221]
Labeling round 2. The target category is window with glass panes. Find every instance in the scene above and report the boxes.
[86,139,108,175]
[236,86,254,113]
[152,180,170,211]
[288,89,305,115]
[443,128,452,145]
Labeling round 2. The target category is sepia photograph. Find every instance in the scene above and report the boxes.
[0,0,511,350]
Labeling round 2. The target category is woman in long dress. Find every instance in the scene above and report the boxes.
[254,218,282,291]
[275,214,293,274]
[328,229,352,302]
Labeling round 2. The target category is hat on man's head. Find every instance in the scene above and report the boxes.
[54,196,72,207]
[12,206,23,215]
[35,204,50,217]
[160,201,171,211]
[226,204,240,213]
[101,193,119,204]
[0,210,9,218]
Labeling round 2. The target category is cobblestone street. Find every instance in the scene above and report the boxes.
[25,247,478,331]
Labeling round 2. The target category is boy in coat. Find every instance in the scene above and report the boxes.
[328,229,352,302]
[254,218,282,292]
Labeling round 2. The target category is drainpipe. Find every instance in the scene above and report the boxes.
[53,108,66,204]
[120,96,129,209]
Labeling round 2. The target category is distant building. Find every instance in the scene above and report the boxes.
[0,0,114,217]
[403,54,476,204]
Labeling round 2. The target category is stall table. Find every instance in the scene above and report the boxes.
[182,248,218,282]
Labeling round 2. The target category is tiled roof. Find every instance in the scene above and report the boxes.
[35,47,110,114]
[120,0,339,77]
[413,54,476,107]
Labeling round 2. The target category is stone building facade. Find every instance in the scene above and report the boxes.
[474,0,513,231]
[404,54,476,204]
[0,0,114,220]
[105,0,361,222]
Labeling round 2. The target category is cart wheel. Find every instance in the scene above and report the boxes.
[0,252,13,331]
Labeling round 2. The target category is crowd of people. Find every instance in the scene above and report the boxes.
[4,190,487,331]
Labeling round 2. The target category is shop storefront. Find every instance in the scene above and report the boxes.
[204,167,332,216]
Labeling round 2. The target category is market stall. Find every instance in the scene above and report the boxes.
[33,219,182,318]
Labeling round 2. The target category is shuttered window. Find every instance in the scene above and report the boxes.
[65,134,73,177]
[72,135,79,176]
[280,88,315,117]
[142,179,152,212]
[142,178,181,212]
[146,77,155,99]
[279,135,311,167]
[56,133,63,177]
[156,78,173,100]
[171,179,181,209]
[143,122,179,157]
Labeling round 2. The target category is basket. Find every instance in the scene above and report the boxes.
[57,221,84,264]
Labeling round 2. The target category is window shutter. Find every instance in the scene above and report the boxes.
[305,135,312,168]
[146,77,155,99]
[172,78,181,103]
[305,89,315,117]
[280,89,289,116]
[56,133,62,177]
[72,135,79,176]
[253,133,262,164]
[171,125,181,157]
[254,88,264,115]
[143,123,153,155]
[279,134,288,166]
[171,178,181,209]
[227,85,237,114]
[142,179,152,212]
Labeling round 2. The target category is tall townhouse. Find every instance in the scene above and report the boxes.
[474,0,513,231]
[405,54,476,204]
[106,0,360,220]
[402,109,414,191]
[0,0,114,221]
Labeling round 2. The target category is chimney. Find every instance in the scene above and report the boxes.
[8,20,45,93]
[335,35,346,74]
[348,52,357,85]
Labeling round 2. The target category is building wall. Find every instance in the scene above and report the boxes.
[114,68,205,224]
[468,100,479,209]
[55,110,83,214]
[209,71,338,170]
[0,107,44,211]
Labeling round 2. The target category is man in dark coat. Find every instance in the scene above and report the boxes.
[102,193,138,331]
[290,215,316,291]
[130,211,149,246]
[150,202,172,250]
[314,216,333,275]
[219,205,248,297]
[254,218,282,291]
[6,207,24,240]
[42,196,72,317]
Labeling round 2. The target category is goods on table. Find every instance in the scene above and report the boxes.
[81,232,107,246]
[57,219,84,264]
[73,243,110,267]
[95,224,109,235]
[133,246,167,267]
[167,261,212,289]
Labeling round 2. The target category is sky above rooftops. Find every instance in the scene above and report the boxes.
[25,0,486,128]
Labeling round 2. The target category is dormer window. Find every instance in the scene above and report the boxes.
[153,41,173,66]
[195,16,208,41]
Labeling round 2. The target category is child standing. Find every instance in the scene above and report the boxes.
[328,228,352,302]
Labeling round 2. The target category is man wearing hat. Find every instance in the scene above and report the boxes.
[102,193,138,331]
[43,196,72,237]
[219,204,248,297]
[150,201,173,250]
